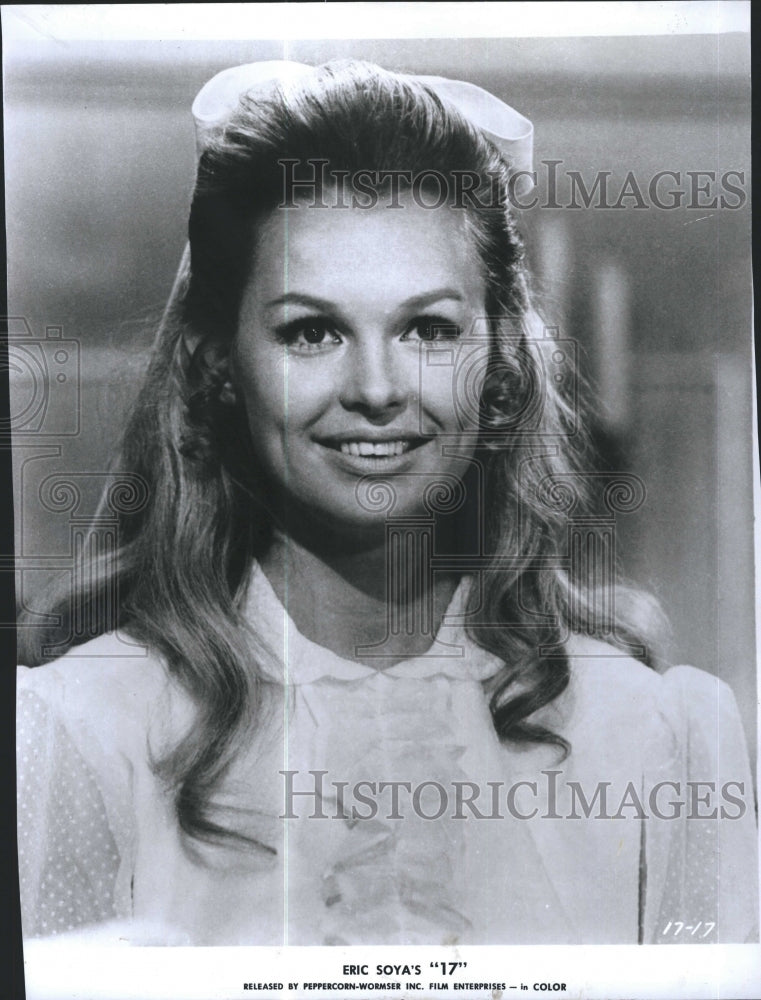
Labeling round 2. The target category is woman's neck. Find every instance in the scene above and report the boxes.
[257,528,461,667]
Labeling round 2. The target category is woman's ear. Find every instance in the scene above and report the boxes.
[185,328,235,396]
[220,342,240,405]
[219,380,237,406]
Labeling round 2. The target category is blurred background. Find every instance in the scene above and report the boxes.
[5,33,754,757]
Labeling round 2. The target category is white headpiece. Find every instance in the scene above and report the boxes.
[191,60,534,187]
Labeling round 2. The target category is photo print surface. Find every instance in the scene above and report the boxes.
[4,3,757,999]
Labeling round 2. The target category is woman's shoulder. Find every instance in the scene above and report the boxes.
[18,632,174,751]
[562,633,749,763]
[564,633,736,707]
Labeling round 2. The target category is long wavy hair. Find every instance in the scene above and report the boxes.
[21,60,664,848]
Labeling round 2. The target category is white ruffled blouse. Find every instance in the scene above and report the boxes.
[17,567,758,945]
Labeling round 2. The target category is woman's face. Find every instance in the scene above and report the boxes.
[232,195,489,534]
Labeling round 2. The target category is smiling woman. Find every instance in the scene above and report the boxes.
[232,200,485,541]
[15,58,758,946]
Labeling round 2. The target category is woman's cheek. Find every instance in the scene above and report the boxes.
[236,344,287,418]
[427,342,490,438]
[419,366,464,433]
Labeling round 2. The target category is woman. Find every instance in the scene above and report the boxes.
[16,59,757,945]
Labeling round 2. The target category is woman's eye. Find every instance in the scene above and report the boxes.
[404,316,462,342]
[276,318,342,350]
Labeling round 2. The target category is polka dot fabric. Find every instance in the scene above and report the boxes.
[648,666,759,944]
[17,688,121,937]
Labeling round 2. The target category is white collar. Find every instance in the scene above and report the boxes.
[243,563,504,686]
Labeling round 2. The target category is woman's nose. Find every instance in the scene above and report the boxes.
[339,337,409,420]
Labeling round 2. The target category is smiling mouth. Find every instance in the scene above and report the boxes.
[320,438,429,458]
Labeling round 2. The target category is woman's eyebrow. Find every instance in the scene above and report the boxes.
[263,288,466,312]
[397,288,466,310]
[263,292,341,313]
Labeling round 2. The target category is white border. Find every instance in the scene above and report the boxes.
[20,942,761,999]
[0,1,751,42]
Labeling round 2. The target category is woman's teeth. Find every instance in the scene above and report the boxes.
[339,441,411,457]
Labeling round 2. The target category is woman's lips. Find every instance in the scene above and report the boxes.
[316,436,431,467]
[318,436,429,453]
[339,440,410,457]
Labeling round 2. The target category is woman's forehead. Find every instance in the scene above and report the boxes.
[246,199,486,310]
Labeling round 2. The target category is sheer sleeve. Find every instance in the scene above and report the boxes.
[17,683,127,937]
[646,665,758,943]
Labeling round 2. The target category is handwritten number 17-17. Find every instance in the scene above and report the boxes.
[662,921,715,938]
